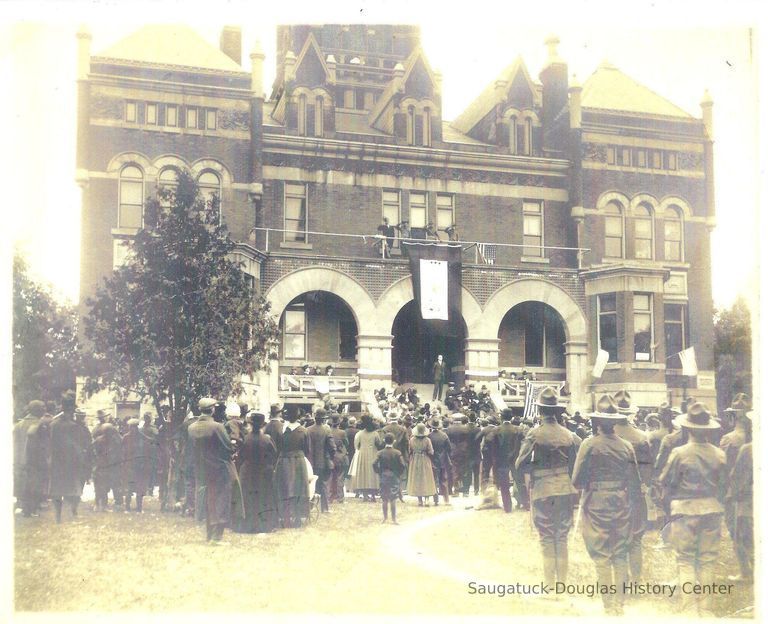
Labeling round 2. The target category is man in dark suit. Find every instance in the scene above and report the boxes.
[187,397,239,543]
[479,415,498,490]
[382,413,410,500]
[446,405,473,496]
[467,413,483,495]
[328,414,349,503]
[306,409,334,513]
[432,354,447,401]
[516,388,578,586]
[726,420,753,583]
[373,433,407,523]
[492,409,523,512]
[264,404,285,455]
[428,417,452,505]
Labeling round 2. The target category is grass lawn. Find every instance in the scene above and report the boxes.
[14,493,753,617]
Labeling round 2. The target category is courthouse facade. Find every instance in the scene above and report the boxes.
[76,24,717,412]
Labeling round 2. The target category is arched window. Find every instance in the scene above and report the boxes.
[604,202,624,259]
[633,203,654,259]
[118,165,144,229]
[524,117,533,155]
[297,94,307,136]
[664,206,684,261]
[422,107,431,147]
[198,170,221,211]
[509,116,518,154]
[314,95,324,137]
[406,105,416,145]
[157,167,179,208]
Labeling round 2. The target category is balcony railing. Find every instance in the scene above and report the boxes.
[279,374,360,401]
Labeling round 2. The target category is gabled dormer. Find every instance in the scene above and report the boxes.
[272,33,335,136]
[368,46,442,146]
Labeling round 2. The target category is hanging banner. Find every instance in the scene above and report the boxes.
[679,346,698,377]
[402,240,463,337]
[592,349,610,379]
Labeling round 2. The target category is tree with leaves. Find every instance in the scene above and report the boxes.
[13,253,79,417]
[83,169,280,429]
[714,297,752,413]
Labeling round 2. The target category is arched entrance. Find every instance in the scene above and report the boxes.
[391,300,466,385]
[498,302,566,380]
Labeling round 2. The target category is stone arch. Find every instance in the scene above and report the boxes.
[629,193,659,215]
[596,190,630,212]
[264,267,377,334]
[373,276,482,337]
[106,151,153,175]
[152,154,189,176]
[659,195,693,219]
[190,159,233,187]
[476,278,587,343]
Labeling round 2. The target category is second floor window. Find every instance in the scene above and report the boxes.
[436,194,454,239]
[598,293,618,363]
[664,206,684,261]
[634,204,654,259]
[146,103,157,125]
[284,183,308,242]
[118,165,144,229]
[523,201,543,257]
[664,303,688,368]
[634,293,654,362]
[166,105,178,127]
[604,202,624,258]
[382,190,401,246]
[283,307,306,359]
[125,101,137,123]
[409,191,427,229]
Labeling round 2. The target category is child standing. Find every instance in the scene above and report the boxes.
[373,433,406,524]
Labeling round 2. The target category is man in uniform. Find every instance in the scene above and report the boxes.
[726,411,753,582]
[659,402,726,615]
[516,388,578,586]
[719,394,752,582]
[306,408,334,513]
[48,391,92,523]
[428,416,452,505]
[24,401,53,517]
[13,400,46,516]
[479,415,498,489]
[92,411,123,512]
[613,390,654,581]
[187,397,240,543]
[492,409,524,513]
[328,414,350,503]
[572,394,642,615]
[467,413,483,495]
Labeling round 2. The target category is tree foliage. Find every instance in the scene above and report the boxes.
[714,297,752,412]
[13,253,79,416]
[83,170,280,426]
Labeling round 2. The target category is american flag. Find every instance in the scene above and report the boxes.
[523,381,564,422]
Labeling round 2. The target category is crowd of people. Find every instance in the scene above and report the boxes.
[13,386,753,615]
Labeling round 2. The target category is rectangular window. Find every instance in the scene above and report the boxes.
[436,193,454,239]
[283,307,306,359]
[125,101,137,123]
[343,89,355,108]
[664,304,687,369]
[651,150,662,169]
[664,218,683,261]
[667,152,678,171]
[620,147,631,166]
[606,147,616,165]
[206,109,217,130]
[119,178,143,229]
[604,215,624,258]
[284,183,308,242]
[146,103,157,125]
[166,105,178,127]
[186,107,198,128]
[423,108,432,147]
[634,217,653,259]
[409,191,427,229]
[382,190,401,247]
[598,294,618,363]
[633,293,654,362]
[636,149,647,168]
[523,201,543,257]
[339,311,357,361]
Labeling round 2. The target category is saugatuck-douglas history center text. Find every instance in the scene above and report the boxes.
[466,581,735,599]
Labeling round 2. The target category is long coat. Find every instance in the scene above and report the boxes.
[330,426,350,471]
[350,429,382,491]
[121,428,151,495]
[446,422,473,475]
[13,415,40,498]
[237,431,278,533]
[407,436,437,496]
[48,414,91,498]
[306,423,334,477]
[25,415,52,498]
[614,422,653,537]
[92,423,122,486]
[188,415,240,526]
[264,418,284,454]
[274,424,311,518]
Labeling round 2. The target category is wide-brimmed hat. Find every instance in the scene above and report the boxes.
[613,390,637,415]
[676,402,720,430]
[269,404,284,418]
[413,423,429,437]
[428,417,441,429]
[27,400,46,415]
[536,387,563,411]
[590,394,627,421]
[198,397,217,411]
[724,393,751,413]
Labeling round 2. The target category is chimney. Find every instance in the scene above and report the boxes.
[568,74,582,129]
[220,26,242,65]
[250,40,265,97]
[539,35,568,129]
[700,89,714,139]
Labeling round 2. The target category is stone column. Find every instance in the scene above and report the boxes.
[565,340,589,411]
[357,334,394,393]
[464,338,501,386]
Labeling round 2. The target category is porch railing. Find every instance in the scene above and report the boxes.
[279,374,360,398]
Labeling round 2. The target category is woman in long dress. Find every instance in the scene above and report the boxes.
[407,423,437,506]
[236,413,278,533]
[349,414,382,502]
[274,406,311,528]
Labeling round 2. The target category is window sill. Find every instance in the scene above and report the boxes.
[631,363,665,370]
[521,256,549,264]
[279,241,313,250]
[112,227,139,236]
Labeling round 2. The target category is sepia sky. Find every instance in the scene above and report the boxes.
[2,0,762,310]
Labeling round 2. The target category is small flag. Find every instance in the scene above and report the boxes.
[679,346,698,377]
[490,392,507,412]
[592,349,610,378]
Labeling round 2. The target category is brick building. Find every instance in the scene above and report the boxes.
[76,24,717,413]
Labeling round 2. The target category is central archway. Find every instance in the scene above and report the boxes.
[391,300,467,385]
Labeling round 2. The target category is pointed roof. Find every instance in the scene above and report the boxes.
[96,25,244,73]
[580,61,692,118]
[450,57,537,134]
[292,32,331,84]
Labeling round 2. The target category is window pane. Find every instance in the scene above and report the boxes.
[284,334,305,359]
[437,209,453,230]
[664,220,681,239]
[523,215,541,236]
[146,104,157,124]
[605,216,623,236]
[119,205,142,229]
[285,183,306,197]
[523,201,541,214]
[635,240,652,259]
[634,294,651,311]
[410,207,426,228]
[383,191,399,205]
[206,109,217,129]
[599,314,618,362]
[285,310,305,333]
[665,242,680,261]
[285,197,306,220]
[436,194,453,208]
[120,179,143,204]
[635,218,652,237]
[599,294,616,312]
[166,106,177,127]
[605,238,622,258]
[125,102,136,122]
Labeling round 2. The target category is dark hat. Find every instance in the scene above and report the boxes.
[269,404,284,418]
[61,390,76,408]
[536,387,562,410]
[428,417,441,429]
[613,390,637,415]
[413,423,429,437]
[657,401,675,419]
[676,402,720,430]
[590,394,627,421]
[501,408,513,421]
[329,414,341,424]
[250,412,266,428]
